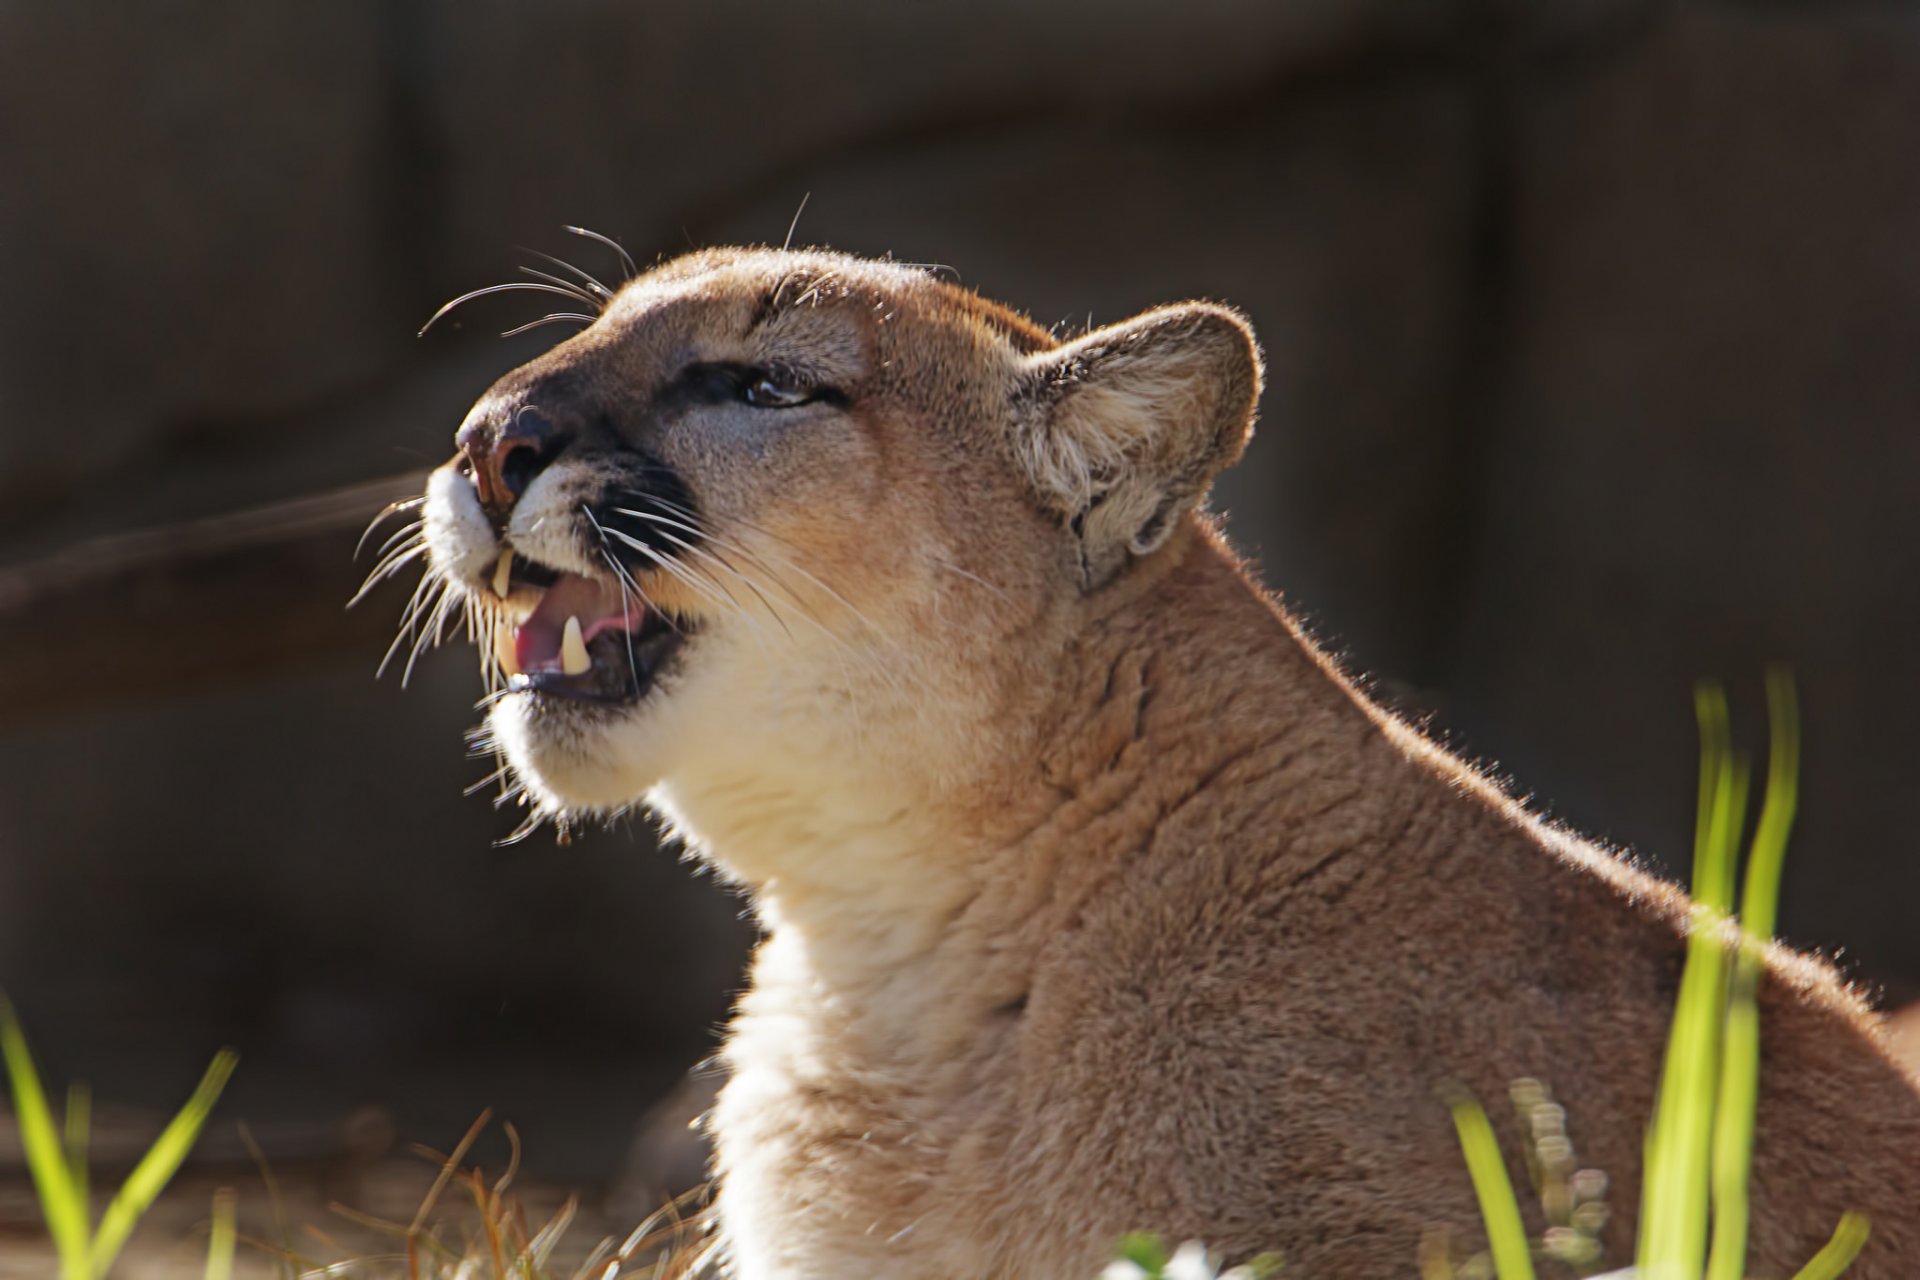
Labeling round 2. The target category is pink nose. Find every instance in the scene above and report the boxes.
[455,406,561,519]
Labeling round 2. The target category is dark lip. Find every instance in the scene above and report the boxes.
[504,553,561,591]
[506,672,634,704]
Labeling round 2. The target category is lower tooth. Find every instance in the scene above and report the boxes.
[561,616,591,676]
[492,549,513,598]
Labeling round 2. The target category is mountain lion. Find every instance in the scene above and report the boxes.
[398,246,1920,1277]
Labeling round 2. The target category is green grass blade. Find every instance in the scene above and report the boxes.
[1707,673,1799,1280]
[205,1187,238,1280]
[1739,668,1800,942]
[89,1047,238,1276]
[1638,685,1746,1280]
[64,1081,90,1235]
[1704,954,1760,1280]
[1638,915,1730,1279]
[1694,683,1747,916]
[1791,1212,1870,1280]
[0,994,92,1279]
[1446,1093,1537,1280]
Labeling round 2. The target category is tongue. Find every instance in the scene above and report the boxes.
[514,572,645,674]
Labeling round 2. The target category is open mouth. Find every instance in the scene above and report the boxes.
[490,552,689,704]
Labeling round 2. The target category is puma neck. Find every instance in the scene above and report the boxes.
[671,524,1411,1040]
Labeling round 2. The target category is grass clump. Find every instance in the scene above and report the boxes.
[0,992,237,1279]
[291,1111,710,1279]
[1441,671,1868,1280]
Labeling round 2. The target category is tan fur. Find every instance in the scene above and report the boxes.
[413,247,1920,1278]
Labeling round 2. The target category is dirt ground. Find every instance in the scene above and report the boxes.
[0,1104,690,1279]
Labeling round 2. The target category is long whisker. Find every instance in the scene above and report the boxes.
[499,809,550,845]
[581,506,672,699]
[354,496,426,558]
[564,225,637,280]
[588,509,759,676]
[498,312,598,338]
[612,488,920,719]
[379,570,443,679]
[782,192,811,253]
[612,500,816,604]
[610,491,895,667]
[609,497,914,713]
[362,525,426,571]
[516,265,601,307]
[602,551,646,698]
[403,576,462,684]
[602,510,775,614]
[350,541,426,607]
[369,518,425,560]
[356,534,426,593]
[418,282,605,336]
[609,511,791,638]
[581,508,656,607]
[743,542,885,639]
[523,248,616,302]
[601,527,746,622]
[653,534,794,641]
[462,762,512,797]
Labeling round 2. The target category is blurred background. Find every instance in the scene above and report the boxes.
[0,0,1916,1251]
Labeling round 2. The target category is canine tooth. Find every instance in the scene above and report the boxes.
[561,615,591,675]
[492,549,513,598]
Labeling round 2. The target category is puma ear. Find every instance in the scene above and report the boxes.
[1012,303,1262,590]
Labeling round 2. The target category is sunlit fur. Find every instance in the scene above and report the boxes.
[397,248,1920,1279]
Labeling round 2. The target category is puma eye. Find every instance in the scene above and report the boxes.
[739,372,814,409]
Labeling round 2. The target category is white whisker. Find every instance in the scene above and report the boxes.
[602,527,751,626]
[602,550,646,698]
[563,225,637,280]
[782,192,812,253]
[464,762,513,796]
[370,519,425,560]
[404,577,461,684]
[516,265,601,307]
[351,533,426,593]
[379,570,443,679]
[523,248,616,301]
[418,281,605,336]
[355,498,425,558]
[498,312,598,338]
[610,510,791,638]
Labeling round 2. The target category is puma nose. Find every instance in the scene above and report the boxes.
[455,405,567,520]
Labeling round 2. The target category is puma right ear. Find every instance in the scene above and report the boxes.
[1011,303,1262,590]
